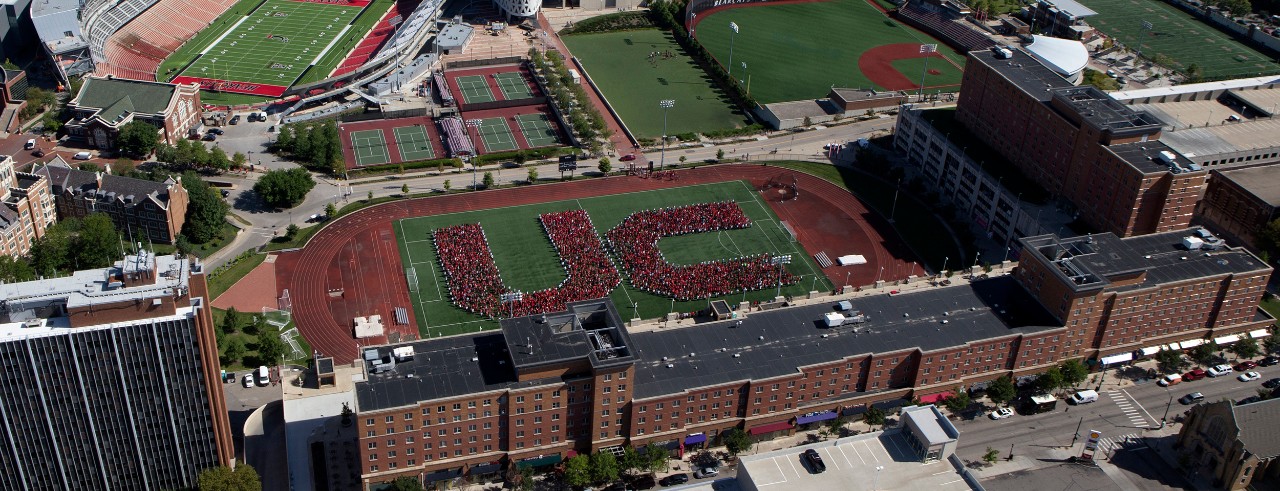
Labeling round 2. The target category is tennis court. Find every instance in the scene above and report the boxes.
[454,75,496,104]
[393,125,435,161]
[514,113,560,148]
[494,72,534,100]
[475,117,519,152]
[351,129,390,166]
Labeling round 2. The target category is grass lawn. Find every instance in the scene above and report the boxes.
[212,307,308,371]
[693,0,966,103]
[1080,0,1280,79]
[209,252,267,301]
[1261,296,1280,326]
[770,161,962,272]
[395,181,832,337]
[563,29,752,139]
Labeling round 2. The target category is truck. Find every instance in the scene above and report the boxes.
[568,68,582,84]
[1022,394,1058,414]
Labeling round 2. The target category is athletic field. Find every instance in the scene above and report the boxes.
[693,0,965,103]
[563,29,752,139]
[1080,0,1280,79]
[163,0,387,97]
[394,181,831,337]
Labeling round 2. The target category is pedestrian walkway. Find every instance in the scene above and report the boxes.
[1106,390,1155,429]
[1095,432,1144,457]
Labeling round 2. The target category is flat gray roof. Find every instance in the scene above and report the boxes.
[902,405,954,446]
[970,48,1074,103]
[1105,140,1197,174]
[1038,0,1097,18]
[1217,166,1280,207]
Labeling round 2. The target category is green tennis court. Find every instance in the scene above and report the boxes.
[454,75,496,104]
[351,129,390,166]
[494,72,534,100]
[514,113,560,148]
[393,125,435,161]
[475,117,518,152]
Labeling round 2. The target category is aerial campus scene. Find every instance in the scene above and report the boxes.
[2,0,1280,487]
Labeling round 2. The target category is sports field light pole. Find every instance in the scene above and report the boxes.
[741,61,750,95]
[465,119,482,189]
[772,255,791,298]
[728,22,739,80]
[918,44,937,102]
[659,99,675,168]
[501,291,523,319]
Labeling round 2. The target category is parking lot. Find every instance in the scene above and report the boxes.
[739,431,973,490]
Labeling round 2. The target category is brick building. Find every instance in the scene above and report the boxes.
[353,228,1272,489]
[1196,166,1280,252]
[64,75,201,151]
[36,157,188,244]
[1176,398,1280,490]
[0,252,234,490]
[954,47,1205,237]
[0,154,56,257]
[0,68,28,133]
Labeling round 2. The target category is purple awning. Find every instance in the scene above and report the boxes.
[684,433,707,445]
[796,410,838,425]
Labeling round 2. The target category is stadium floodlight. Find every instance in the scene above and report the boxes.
[500,291,523,318]
[659,99,675,169]
[917,44,939,100]
[728,22,740,79]
[465,119,483,189]
[772,255,792,298]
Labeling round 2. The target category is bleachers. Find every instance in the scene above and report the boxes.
[330,0,419,77]
[91,0,238,81]
[896,1,996,53]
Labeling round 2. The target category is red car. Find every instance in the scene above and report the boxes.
[1183,369,1207,381]
[620,154,637,161]
[1234,361,1258,371]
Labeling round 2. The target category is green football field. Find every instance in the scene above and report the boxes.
[693,0,966,103]
[563,29,752,139]
[394,181,833,337]
[1080,0,1280,79]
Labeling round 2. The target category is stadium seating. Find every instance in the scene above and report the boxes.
[91,0,238,81]
[896,2,996,52]
[331,0,420,77]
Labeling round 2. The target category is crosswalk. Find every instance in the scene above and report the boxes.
[1107,390,1154,428]
[1094,432,1144,456]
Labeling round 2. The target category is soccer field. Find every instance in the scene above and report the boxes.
[693,0,965,103]
[394,181,832,337]
[168,0,372,96]
[1080,0,1280,79]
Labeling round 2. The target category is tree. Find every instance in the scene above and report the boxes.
[678,155,687,165]
[1264,334,1280,356]
[116,121,160,158]
[716,148,725,161]
[232,151,248,169]
[987,375,1016,406]
[387,476,424,491]
[1156,348,1190,375]
[527,167,538,184]
[208,146,231,171]
[273,125,293,154]
[641,443,669,473]
[401,183,409,195]
[619,446,642,477]
[598,158,612,175]
[254,168,315,208]
[223,337,246,364]
[590,451,619,484]
[255,326,286,365]
[863,406,886,429]
[1059,359,1089,388]
[197,464,261,491]
[563,455,591,487]
[367,190,373,201]
[721,428,752,456]
[223,307,242,334]
[113,158,135,176]
[482,172,494,188]
[1036,368,1064,394]
[443,180,451,192]
[1228,338,1261,361]
[285,224,299,238]
[76,213,119,269]
[182,172,230,244]
[982,447,1000,464]
[942,387,971,413]
[325,202,337,218]
[0,255,34,283]
[1191,341,1219,366]
[30,225,72,276]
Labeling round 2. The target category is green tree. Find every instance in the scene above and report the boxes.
[208,146,231,171]
[982,447,999,464]
[254,168,315,208]
[401,183,409,195]
[293,125,314,163]
[75,213,119,269]
[527,167,538,183]
[443,180,451,192]
[197,464,261,491]
[30,225,72,276]
[116,121,160,159]
[721,427,752,456]
[863,406,886,429]
[367,190,373,201]
[1036,368,1064,394]
[274,125,293,154]
[942,387,971,413]
[223,307,242,334]
[191,140,211,168]
[564,455,592,487]
[716,148,725,161]
[232,151,248,169]
[678,155,687,165]
[255,326,286,365]
[1059,359,1089,388]
[1228,338,1261,361]
[619,446,642,477]
[1156,348,1190,374]
[598,157,611,175]
[987,375,1016,406]
[387,476,424,491]
[285,224,299,238]
[482,171,494,188]
[589,451,619,484]
[182,172,230,244]
[1263,334,1280,356]
[325,202,337,218]
[113,158,135,176]
[0,255,34,283]
[223,336,246,364]
[1191,341,1219,366]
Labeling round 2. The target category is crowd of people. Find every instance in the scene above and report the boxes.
[605,202,797,301]
[432,210,621,318]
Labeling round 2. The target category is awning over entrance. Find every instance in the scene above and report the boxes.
[1165,342,1182,350]
[918,392,953,404]
[469,463,502,475]
[1250,329,1270,338]
[684,433,707,445]
[516,454,563,469]
[1100,352,1134,365]
[796,410,838,425]
[749,420,796,435]
[424,468,463,483]
[1214,334,1241,345]
[1140,346,1161,356]
[1181,339,1206,348]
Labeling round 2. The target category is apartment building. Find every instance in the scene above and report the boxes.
[36,157,188,244]
[0,154,56,257]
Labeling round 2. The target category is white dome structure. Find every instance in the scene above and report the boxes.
[496,0,540,18]
[1024,35,1089,84]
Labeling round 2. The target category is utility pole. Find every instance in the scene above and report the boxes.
[1070,416,1083,448]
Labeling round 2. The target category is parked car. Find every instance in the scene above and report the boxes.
[1179,392,1205,405]
[1259,356,1280,367]
[1070,390,1099,405]
[1261,378,1280,389]
[31,149,44,157]
[627,473,656,490]
[1158,374,1182,386]
[24,139,35,149]
[1207,364,1233,377]
[692,467,718,479]
[659,474,688,486]
[989,407,1014,420]
[803,449,826,473]
[229,114,241,125]
[73,151,92,160]
[1237,396,1262,405]
[208,128,224,135]
[620,154,637,161]
[242,374,254,388]
[202,133,217,141]
[1238,371,1261,382]
[1234,361,1258,371]
[1184,368,1207,381]
[256,365,270,386]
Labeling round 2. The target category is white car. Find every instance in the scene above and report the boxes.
[1207,364,1234,377]
[989,407,1014,420]
[693,467,718,479]
[1238,371,1261,382]
[242,374,255,388]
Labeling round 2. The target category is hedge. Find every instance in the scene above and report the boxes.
[560,11,655,34]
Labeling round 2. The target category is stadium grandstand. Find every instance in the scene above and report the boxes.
[895,0,997,52]
[94,0,239,81]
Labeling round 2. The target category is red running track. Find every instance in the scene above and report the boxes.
[278,164,916,362]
